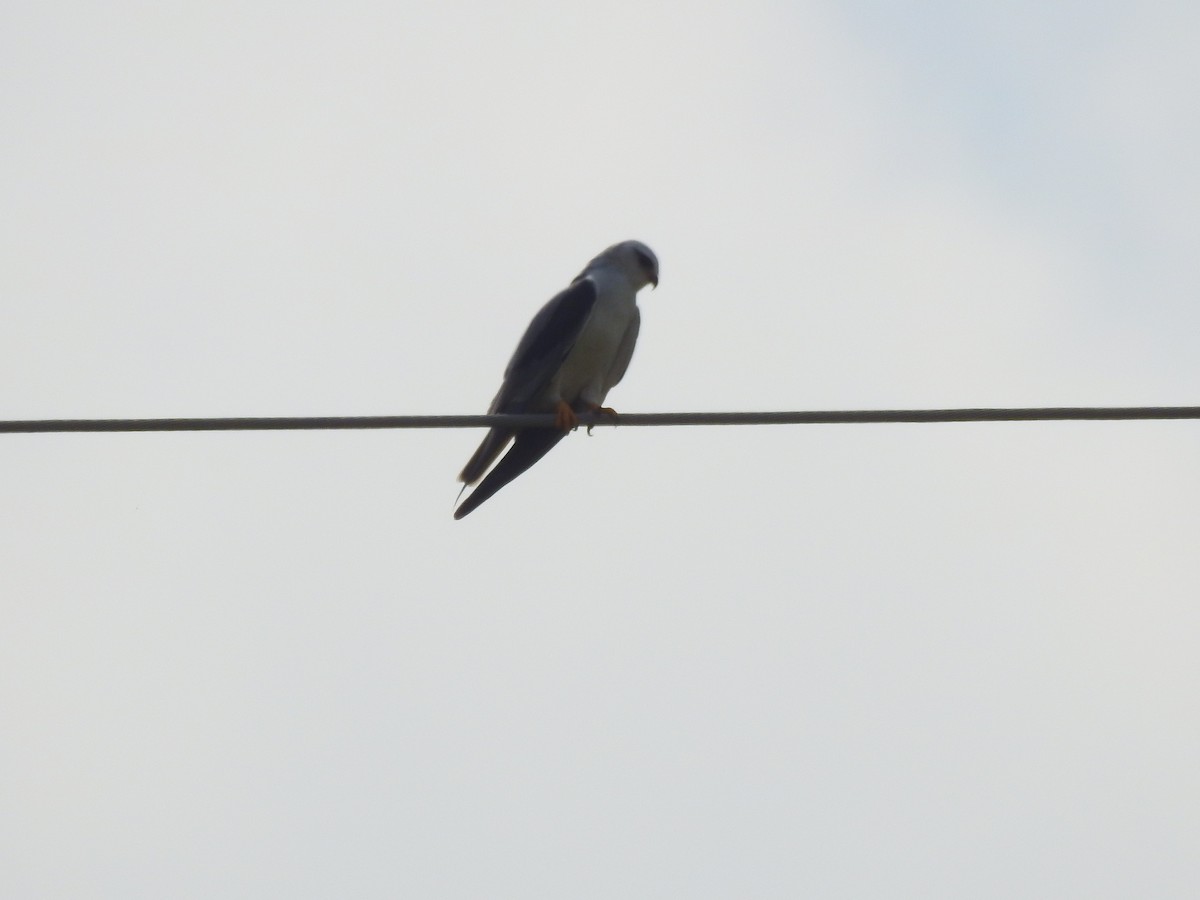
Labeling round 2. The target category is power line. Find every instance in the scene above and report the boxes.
[1,407,1197,434]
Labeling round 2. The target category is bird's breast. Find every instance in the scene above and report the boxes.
[552,287,636,403]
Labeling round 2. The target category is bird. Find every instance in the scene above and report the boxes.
[454,240,659,519]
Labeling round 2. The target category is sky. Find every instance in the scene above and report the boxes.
[2,2,1198,897]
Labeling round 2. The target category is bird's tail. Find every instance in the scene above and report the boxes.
[458,428,514,485]
[454,429,566,519]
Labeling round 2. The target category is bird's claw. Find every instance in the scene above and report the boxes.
[585,404,618,435]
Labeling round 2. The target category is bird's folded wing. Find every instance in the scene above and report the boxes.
[458,279,598,485]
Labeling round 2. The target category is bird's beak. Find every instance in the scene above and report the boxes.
[650,273,658,289]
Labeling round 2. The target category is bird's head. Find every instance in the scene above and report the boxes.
[592,240,659,291]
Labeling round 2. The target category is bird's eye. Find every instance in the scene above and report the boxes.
[634,249,654,272]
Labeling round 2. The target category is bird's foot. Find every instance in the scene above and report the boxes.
[584,404,618,435]
[554,400,579,431]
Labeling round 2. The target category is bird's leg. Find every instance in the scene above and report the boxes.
[583,403,618,435]
[553,400,579,431]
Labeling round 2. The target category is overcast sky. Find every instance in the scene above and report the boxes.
[3,2,1198,898]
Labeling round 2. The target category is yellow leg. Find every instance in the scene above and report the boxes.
[583,403,618,434]
[554,400,579,431]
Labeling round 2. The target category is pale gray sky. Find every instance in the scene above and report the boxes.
[3,2,1198,898]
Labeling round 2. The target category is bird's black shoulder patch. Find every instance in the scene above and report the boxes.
[511,278,597,370]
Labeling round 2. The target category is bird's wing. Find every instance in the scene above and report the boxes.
[458,278,597,485]
[495,277,598,412]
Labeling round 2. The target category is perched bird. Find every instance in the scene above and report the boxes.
[454,240,659,519]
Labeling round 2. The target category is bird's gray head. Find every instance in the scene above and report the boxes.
[586,240,659,290]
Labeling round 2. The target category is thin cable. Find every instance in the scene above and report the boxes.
[1,407,1198,434]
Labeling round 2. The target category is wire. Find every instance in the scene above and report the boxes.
[1,407,1197,434]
